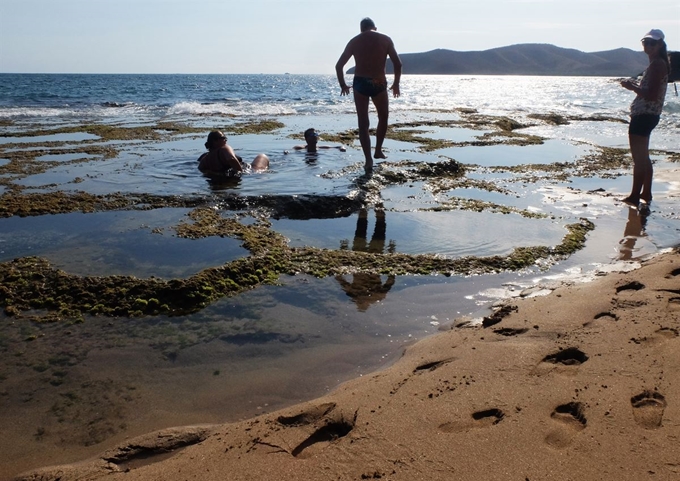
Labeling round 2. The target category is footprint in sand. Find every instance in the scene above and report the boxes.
[414,358,455,373]
[532,347,588,376]
[583,311,618,327]
[390,358,456,395]
[631,390,667,429]
[438,408,505,433]
[290,413,355,458]
[277,402,336,427]
[669,297,680,311]
[616,280,645,293]
[663,269,680,309]
[632,327,679,347]
[103,427,210,472]
[665,267,680,278]
[542,347,589,366]
[544,402,586,448]
[594,311,618,321]
[493,327,529,337]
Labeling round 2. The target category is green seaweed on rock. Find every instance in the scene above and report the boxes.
[0,218,594,321]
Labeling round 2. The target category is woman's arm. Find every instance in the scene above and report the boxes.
[621,60,667,100]
[640,60,667,101]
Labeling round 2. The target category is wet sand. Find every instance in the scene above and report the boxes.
[14,248,680,481]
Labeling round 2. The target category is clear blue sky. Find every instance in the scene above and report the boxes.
[1,0,678,74]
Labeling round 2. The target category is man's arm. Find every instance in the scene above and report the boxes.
[218,145,243,172]
[388,40,402,98]
[335,43,353,96]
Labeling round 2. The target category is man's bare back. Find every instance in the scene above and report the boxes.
[335,18,402,173]
[346,31,396,80]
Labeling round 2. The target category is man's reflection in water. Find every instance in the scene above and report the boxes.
[618,207,649,260]
[304,152,318,165]
[336,208,396,312]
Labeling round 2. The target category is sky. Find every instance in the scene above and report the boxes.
[0,0,678,74]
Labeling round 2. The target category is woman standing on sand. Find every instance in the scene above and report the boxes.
[620,29,669,209]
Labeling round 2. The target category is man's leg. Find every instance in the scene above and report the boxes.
[372,91,389,160]
[352,208,369,252]
[353,91,373,171]
[368,208,386,253]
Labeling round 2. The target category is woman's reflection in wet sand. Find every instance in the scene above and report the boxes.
[617,207,649,260]
[336,208,396,311]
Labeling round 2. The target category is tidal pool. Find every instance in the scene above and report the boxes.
[272,209,565,258]
[0,209,249,278]
[439,139,593,167]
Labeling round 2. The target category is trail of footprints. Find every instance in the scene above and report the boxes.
[250,269,676,459]
[434,269,677,447]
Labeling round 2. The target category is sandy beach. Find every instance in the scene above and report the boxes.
[13,247,679,481]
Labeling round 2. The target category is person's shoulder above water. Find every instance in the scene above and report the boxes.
[198,130,269,177]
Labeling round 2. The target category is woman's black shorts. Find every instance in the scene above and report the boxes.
[629,114,660,137]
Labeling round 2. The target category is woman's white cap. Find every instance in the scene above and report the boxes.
[641,29,665,41]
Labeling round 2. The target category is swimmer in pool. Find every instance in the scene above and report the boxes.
[285,128,347,154]
[197,131,269,178]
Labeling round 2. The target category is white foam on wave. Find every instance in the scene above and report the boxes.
[167,101,298,117]
[0,104,152,121]
[0,107,72,118]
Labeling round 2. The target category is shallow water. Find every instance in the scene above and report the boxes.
[1,74,679,478]
[272,209,566,257]
[437,139,593,167]
[0,209,250,278]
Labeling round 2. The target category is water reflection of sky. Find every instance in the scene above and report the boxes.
[272,209,565,258]
[394,125,483,143]
[0,209,248,278]
[437,139,593,167]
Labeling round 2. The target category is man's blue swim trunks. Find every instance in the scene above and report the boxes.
[353,76,387,98]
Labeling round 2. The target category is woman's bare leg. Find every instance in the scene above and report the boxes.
[623,134,653,206]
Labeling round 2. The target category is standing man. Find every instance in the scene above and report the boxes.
[335,17,402,173]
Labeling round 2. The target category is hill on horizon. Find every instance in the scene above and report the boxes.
[348,43,649,77]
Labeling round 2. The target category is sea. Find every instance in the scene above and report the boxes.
[0,73,679,477]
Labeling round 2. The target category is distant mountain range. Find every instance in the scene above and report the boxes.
[348,43,649,77]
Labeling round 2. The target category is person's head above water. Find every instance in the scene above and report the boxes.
[304,128,319,145]
[285,128,345,154]
[360,17,376,32]
[205,130,227,150]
